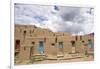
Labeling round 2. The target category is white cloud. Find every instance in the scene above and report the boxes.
[14,3,94,35]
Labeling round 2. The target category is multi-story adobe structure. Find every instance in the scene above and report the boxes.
[15,24,94,64]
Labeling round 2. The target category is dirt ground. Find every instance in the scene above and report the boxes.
[15,53,94,65]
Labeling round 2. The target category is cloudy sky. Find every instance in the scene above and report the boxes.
[14,3,94,35]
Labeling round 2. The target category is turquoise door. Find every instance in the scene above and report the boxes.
[88,41,93,48]
[38,41,45,54]
[57,42,64,56]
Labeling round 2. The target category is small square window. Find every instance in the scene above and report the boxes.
[71,40,75,47]
[24,30,26,34]
[51,43,55,46]
[82,41,85,43]
[24,47,26,51]
[32,42,35,44]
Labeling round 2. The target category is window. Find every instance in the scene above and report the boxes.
[39,41,44,47]
[24,30,26,34]
[15,52,19,57]
[88,39,91,42]
[23,30,26,39]
[88,39,93,48]
[15,40,20,49]
[59,42,63,48]
[32,42,35,45]
[71,41,75,47]
[51,43,55,46]
[82,41,85,43]
[24,47,26,51]
[55,37,57,43]
[44,38,46,42]
[80,36,82,40]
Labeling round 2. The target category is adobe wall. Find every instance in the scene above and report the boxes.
[15,24,94,61]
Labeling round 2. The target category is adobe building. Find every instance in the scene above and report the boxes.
[14,24,94,64]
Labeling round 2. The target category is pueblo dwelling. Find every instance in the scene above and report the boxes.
[14,24,94,64]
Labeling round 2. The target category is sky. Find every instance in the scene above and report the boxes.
[14,3,94,35]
